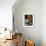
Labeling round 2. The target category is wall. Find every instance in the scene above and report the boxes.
[13,0,41,46]
[40,0,46,46]
[0,0,16,30]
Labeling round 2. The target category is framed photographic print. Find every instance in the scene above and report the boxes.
[23,13,34,27]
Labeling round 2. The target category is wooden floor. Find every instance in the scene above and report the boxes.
[0,39,16,46]
[0,34,23,46]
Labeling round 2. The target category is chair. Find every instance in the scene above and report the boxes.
[15,33,23,46]
[25,40,35,46]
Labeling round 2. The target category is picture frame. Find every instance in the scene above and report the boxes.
[23,13,34,27]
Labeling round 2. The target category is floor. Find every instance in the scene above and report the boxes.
[0,39,16,46]
[0,39,24,46]
[0,33,23,46]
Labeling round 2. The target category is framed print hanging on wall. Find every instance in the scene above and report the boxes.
[23,13,34,27]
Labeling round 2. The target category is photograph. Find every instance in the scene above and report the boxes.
[25,14,33,26]
[23,13,34,27]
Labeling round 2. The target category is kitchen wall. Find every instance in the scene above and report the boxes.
[13,0,46,46]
